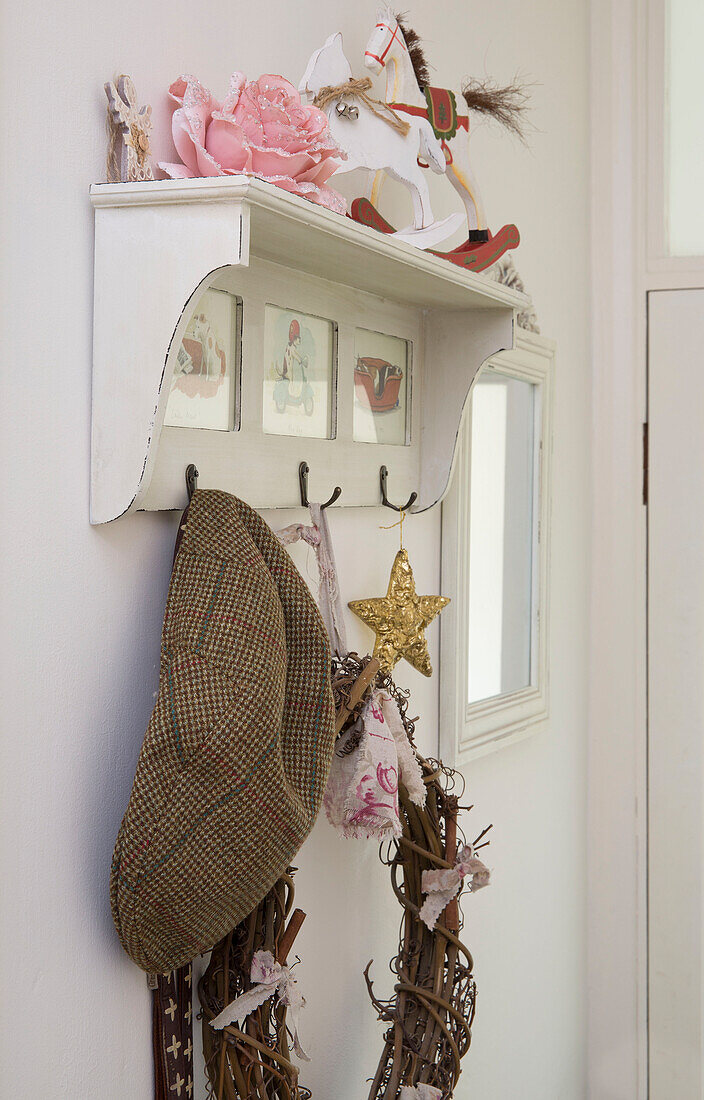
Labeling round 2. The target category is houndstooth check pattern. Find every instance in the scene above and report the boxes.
[111,491,335,973]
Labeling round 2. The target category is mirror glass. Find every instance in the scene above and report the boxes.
[466,371,539,704]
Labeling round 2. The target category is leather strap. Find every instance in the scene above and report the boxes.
[152,966,194,1099]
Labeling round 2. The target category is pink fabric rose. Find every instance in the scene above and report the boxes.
[159,73,347,214]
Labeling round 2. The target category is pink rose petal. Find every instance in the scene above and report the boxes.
[249,146,315,178]
[171,108,200,176]
[194,143,225,177]
[159,161,197,179]
[206,118,251,172]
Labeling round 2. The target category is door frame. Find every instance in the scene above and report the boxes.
[589,0,648,1085]
[590,3,704,1097]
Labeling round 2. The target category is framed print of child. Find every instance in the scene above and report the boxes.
[263,305,336,439]
[274,319,315,416]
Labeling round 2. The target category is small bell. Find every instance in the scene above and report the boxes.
[335,100,359,121]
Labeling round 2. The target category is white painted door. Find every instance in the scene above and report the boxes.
[648,288,704,1098]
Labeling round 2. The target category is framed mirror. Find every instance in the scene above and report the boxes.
[440,331,554,761]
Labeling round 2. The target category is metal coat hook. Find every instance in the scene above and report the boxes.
[299,461,342,510]
[185,463,199,502]
[380,465,418,513]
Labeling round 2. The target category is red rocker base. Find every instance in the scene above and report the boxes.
[349,197,520,273]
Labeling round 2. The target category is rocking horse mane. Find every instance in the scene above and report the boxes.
[394,12,430,89]
[394,11,530,140]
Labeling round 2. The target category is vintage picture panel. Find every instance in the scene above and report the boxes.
[164,288,241,431]
[353,328,410,445]
[262,305,336,439]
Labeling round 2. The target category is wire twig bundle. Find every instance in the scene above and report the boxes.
[198,658,488,1099]
[363,676,489,1099]
[198,656,380,1099]
[199,871,311,1100]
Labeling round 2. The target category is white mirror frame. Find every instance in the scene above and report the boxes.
[440,330,555,762]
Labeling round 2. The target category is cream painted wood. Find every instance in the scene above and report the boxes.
[144,257,423,512]
[90,199,248,523]
[648,289,704,1100]
[90,177,524,309]
[420,309,517,514]
[89,176,524,522]
[439,331,554,763]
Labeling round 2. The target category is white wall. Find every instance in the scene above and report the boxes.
[0,2,590,1097]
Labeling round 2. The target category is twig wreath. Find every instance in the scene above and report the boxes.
[198,655,491,1100]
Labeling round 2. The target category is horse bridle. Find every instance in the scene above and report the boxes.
[365,20,407,67]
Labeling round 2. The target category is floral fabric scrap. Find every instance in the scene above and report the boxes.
[419,844,491,931]
[324,687,426,839]
[210,949,308,1061]
[159,73,347,213]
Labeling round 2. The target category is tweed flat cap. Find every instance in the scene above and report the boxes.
[111,490,335,973]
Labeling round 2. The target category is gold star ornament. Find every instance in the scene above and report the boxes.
[349,549,450,677]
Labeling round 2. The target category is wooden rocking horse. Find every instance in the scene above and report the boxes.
[362,6,527,268]
[301,8,527,270]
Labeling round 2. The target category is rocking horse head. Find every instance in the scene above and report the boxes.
[364,6,429,87]
[365,7,401,76]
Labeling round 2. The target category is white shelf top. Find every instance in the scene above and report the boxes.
[90,175,527,313]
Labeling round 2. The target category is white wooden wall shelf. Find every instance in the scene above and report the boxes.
[89,175,527,523]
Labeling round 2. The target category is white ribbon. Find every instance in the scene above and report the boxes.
[399,1085,442,1099]
[307,503,348,656]
[275,506,348,656]
[210,949,309,1061]
[418,845,491,931]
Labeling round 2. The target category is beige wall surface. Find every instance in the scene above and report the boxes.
[0,2,590,1097]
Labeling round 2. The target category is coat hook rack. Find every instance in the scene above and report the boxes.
[185,463,199,502]
[380,465,418,513]
[299,461,342,510]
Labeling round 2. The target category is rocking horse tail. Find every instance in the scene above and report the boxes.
[418,120,446,174]
[461,77,529,140]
